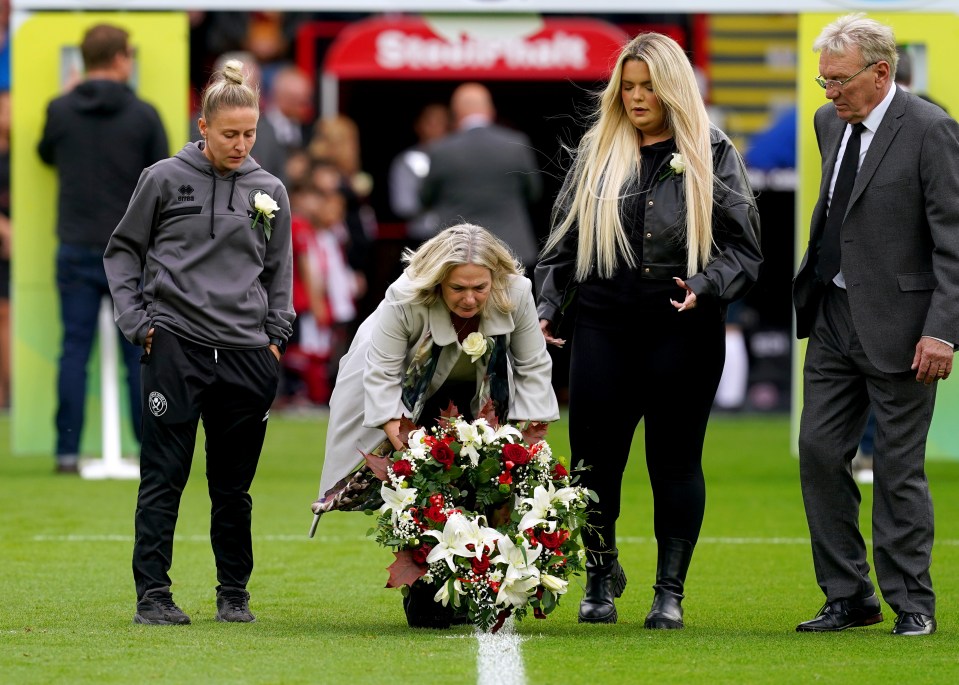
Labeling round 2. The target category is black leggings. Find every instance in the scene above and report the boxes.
[569,303,725,552]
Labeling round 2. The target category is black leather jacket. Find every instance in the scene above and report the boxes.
[535,127,762,325]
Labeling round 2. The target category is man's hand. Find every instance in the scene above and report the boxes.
[912,337,954,384]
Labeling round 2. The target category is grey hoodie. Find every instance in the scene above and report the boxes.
[104,141,294,349]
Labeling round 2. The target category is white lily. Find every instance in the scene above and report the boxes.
[423,512,502,572]
[517,482,585,532]
[496,565,541,608]
[490,536,543,608]
[433,579,464,607]
[379,483,417,524]
[517,483,558,532]
[492,423,523,444]
[541,573,569,595]
[455,418,495,466]
[489,533,542,570]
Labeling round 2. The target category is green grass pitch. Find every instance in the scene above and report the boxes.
[3,412,959,684]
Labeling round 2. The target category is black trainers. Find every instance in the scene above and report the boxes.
[215,586,255,623]
[134,587,191,625]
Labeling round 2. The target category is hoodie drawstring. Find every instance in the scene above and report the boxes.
[227,174,237,212]
[209,175,216,239]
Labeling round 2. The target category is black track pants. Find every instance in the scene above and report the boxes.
[133,328,279,599]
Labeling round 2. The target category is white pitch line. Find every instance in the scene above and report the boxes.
[476,617,526,685]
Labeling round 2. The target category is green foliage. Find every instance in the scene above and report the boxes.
[3,414,959,684]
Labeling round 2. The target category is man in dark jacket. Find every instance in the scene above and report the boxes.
[38,23,168,474]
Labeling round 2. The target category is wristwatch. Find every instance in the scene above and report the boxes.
[268,337,287,355]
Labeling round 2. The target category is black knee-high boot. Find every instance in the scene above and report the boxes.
[579,547,628,624]
[644,538,694,629]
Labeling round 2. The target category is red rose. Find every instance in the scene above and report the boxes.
[538,529,570,549]
[391,459,413,477]
[412,544,433,565]
[471,555,490,575]
[552,463,569,479]
[498,471,512,485]
[424,505,448,524]
[428,493,445,507]
[502,443,530,466]
[431,443,455,469]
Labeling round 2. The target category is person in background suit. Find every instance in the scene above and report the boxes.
[793,13,959,637]
[421,83,542,269]
[389,103,450,243]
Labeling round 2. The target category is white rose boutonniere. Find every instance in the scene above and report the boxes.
[251,191,280,241]
[461,331,489,363]
[658,152,686,181]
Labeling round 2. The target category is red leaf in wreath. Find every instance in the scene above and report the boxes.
[362,446,392,482]
[385,549,427,588]
[438,401,461,429]
[521,421,549,445]
[397,416,418,447]
[478,398,500,428]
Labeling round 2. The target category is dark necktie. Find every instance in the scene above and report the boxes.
[819,122,866,283]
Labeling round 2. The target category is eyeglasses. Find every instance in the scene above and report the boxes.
[815,62,876,90]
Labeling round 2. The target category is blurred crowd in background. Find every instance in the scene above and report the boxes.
[1,8,818,416]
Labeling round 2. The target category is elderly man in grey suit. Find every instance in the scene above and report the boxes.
[420,83,541,268]
[793,13,959,637]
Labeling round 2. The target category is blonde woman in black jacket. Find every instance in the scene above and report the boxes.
[535,32,762,628]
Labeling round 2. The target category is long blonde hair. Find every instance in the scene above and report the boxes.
[401,224,523,314]
[542,32,714,279]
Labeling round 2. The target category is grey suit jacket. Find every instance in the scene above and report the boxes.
[421,124,542,264]
[793,89,959,373]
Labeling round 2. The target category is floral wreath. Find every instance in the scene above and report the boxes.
[366,401,594,633]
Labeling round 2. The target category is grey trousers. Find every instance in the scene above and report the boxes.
[799,284,937,616]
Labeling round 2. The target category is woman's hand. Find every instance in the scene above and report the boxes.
[144,327,155,354]
[540,319,566,348]
[383,419,404,451]
[670,277,698,312]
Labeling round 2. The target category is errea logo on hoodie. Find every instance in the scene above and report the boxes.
[177,184,195,202]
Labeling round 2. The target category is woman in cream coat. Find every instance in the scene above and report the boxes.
[310,223,559,627]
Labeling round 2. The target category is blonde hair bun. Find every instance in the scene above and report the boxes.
[221,60,246,86]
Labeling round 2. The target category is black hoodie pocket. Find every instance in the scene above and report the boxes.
[159,206,202,223]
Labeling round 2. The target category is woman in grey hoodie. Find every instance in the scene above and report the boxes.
[104,60,294,626]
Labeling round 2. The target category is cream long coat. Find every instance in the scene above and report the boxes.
[316,272,559,497]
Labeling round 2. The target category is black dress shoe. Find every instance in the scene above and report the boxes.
[796,593,883,632]
[892,612,936,636]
